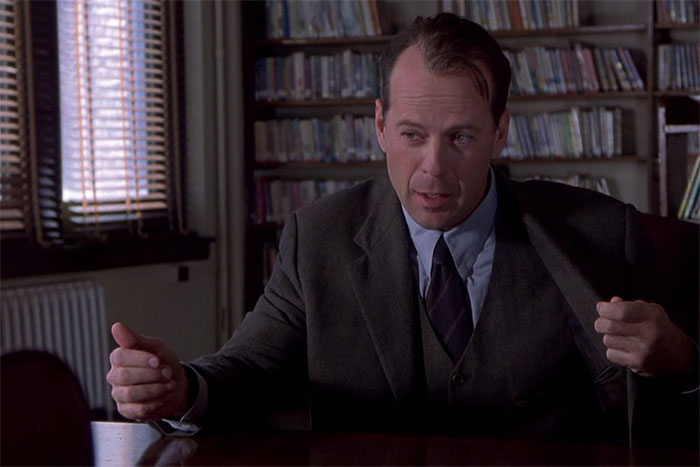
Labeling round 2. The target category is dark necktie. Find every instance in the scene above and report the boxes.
[426,235,473,362]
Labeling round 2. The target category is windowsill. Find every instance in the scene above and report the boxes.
[1,235,212,279]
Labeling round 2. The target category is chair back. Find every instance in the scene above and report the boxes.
[1,350,94,466]
[639,213,699,333]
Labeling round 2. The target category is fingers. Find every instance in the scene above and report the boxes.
[594,317,634,336]
[592,297,694,378]
[111,380,177,405]
[595,298,666,336]
[595,298,656,324]
[602,333,636,353]
[113,378,188,421]
[107,365,173,386]
[116,400,166,421]
[110,346,161,369]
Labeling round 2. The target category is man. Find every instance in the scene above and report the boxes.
[108,14,698,446]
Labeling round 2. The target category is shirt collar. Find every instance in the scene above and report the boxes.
[402,168,498,280]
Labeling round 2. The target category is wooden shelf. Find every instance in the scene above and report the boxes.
[654,90,700,98]
[654,22,700,30]
[254,160,385,170]
[255,35,392,47]
[492,24,647,37]
[510,91,648,101]
[663,123,700,134]
[254,92,651,107]
[494,155,647,165]
[252,157,645,171]
[254,25,649,46]
[254,98,376,108]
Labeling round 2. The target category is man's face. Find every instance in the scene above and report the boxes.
[375,45,509,231]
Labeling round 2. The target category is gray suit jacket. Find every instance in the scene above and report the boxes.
[191,168,698,447]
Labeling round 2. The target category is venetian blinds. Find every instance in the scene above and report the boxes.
[0,0,27,237]
[57,0,182,238]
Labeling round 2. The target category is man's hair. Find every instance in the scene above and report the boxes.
[378,13,511,125]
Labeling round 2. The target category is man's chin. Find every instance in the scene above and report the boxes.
[412,213,454,231]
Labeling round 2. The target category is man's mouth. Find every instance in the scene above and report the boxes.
[416,191,451,208]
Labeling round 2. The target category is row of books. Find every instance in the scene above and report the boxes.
[657,43,700,91]
[656,0,699,24]
[441,0,579,31]
[254,116,384,163]
[521,173,611,196]
[678,156,700,221]
[254,179,357,224]
[678,134,700,220]
[264,0,382,39]
[505,45,645,96]
[500,107,624,160]
[254,51,379,101]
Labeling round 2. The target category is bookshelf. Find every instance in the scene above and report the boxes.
[240,0,700,310]
[658,96,700,220]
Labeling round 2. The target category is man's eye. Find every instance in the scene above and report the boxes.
[401,131,419,140]
[454,133,472,143]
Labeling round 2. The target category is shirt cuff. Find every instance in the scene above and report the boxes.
[151,363,208,436]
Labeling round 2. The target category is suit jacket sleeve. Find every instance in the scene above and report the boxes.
[189,212,308,431]
[624,205,699,449]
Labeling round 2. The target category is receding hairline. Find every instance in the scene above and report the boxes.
[385,43,493,110]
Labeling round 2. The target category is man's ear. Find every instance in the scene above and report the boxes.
[375,98,387,153]
[490,108,510,159]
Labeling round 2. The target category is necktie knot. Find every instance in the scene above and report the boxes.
[431,236,452,267]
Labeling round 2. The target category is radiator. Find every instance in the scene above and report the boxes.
[1,280,113,416]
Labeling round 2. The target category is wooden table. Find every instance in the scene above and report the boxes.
[91,421,699,466]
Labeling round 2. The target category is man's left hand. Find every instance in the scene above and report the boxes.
[595,296,696,379]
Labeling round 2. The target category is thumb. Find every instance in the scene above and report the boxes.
[610,296,624,304]
[112,322,151,350]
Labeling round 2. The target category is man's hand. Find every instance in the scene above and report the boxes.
[595,297,695,379]
[107,322,190,421]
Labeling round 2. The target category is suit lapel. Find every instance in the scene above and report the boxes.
[494,170,612,372]
[494,170,630,441]
[346,178,423,412]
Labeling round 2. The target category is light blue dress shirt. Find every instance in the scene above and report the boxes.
[402,169,498,325]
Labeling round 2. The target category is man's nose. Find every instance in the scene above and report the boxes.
[421,138,448,176]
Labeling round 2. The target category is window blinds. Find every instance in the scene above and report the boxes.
[0,0,28,237]
[57,0,180,237]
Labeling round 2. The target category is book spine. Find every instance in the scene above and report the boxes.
[677,156,700,218]
[593,48,610,92]
[609,48,631,92]
[583,48,600,92]
[510,0,523,30]
[620,48,644,91]
[682,156,700,219]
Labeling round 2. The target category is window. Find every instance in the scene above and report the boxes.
[58,0,182,236]
[1,0,204,276]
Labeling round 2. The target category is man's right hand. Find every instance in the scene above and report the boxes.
[107,322,190,421]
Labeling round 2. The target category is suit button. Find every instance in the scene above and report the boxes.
[451,373,465,385]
